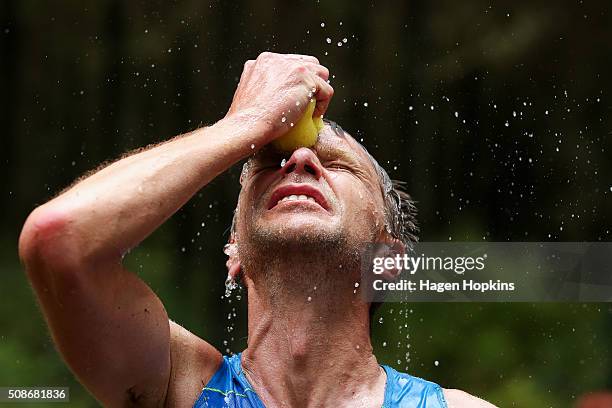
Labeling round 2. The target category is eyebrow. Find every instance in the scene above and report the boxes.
[315,143,360,163]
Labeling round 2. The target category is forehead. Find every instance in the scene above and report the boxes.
[315,124,365,157]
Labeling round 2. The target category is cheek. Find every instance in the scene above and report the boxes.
[340,184,382,227]
[253,172,280,204]
[241,174,275,213]
[235,187,259,237]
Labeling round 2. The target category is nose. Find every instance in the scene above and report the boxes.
[282,148,323,180]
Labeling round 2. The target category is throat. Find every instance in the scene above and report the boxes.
[240,260,384,407]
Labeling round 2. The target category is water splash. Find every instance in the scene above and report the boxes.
[225,275,238,298]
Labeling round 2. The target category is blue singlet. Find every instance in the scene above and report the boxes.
[193,353,448,407]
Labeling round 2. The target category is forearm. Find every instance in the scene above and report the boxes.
[26,113,262,264]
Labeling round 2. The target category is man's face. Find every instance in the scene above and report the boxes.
[234,125,387,255]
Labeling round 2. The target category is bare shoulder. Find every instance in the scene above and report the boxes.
[443,389,498,408]
[164,321,223,407]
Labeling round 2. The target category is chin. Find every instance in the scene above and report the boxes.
[249,216,346,250]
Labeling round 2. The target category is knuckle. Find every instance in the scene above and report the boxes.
[291,65,308,76]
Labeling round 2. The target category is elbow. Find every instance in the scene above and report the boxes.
[19,205,85,285]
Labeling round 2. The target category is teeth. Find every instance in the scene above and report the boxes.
[278,194,317,204]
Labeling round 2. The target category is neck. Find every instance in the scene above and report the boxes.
[240,250,386,408]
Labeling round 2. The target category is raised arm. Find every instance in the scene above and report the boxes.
[18,52,332,407]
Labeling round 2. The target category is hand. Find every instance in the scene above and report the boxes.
[225,52,334,145]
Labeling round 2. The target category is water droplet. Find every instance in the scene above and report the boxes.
[363,102,368,107]
[307,296,312,302]
[320,22,325,27]
[281,116,286,123]
[337,41,342,47]
[378,317,384,324]
[280,158,287,167]
[354,282,360,288]
[225,275,238,298]
[326,37,332,44]
[434,360,440,367]
[250,144,255,149]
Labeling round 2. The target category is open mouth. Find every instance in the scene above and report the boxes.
[268,184,330,211]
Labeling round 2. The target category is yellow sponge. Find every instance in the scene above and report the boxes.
[272,99,324,151]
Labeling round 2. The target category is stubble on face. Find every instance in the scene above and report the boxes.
[234,129,384,295]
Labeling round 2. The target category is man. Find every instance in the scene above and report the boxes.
[19,52,495,407]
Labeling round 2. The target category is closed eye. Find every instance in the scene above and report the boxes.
[323,160,371,182]
[324,161,350,170]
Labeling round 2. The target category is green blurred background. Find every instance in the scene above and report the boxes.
[1,1,611,406]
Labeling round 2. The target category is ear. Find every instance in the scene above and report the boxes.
[374,232,406,281]
[224,239,242,282]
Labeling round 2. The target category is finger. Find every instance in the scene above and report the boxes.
[254,52,319,66]
[312,75,334,119]
[305,62,329,81]
[285,54,320,64]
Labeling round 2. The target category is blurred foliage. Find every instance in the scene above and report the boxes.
[1,0,611,406]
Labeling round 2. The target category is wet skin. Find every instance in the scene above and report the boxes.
[235,125,388,253]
